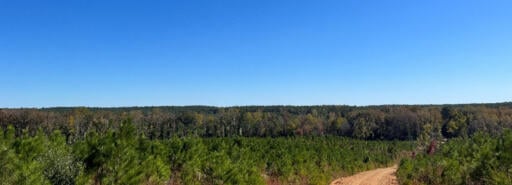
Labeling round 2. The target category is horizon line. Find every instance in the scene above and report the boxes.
[2,101,511,109]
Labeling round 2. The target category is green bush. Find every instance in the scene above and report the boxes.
[397,130,512,185]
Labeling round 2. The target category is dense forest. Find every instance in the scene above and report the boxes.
[1,103,512,140]
[1,103,512,184]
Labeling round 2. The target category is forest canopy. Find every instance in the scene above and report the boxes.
[1,103,512,184]
[1,103,512,140]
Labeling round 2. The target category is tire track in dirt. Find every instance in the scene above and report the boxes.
[330,165,398,185]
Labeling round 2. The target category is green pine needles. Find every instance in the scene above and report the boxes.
[0,121,410,185]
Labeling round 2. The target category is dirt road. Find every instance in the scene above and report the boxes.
[330,165,398,185]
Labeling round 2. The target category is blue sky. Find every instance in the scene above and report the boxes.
[1,0,511,107]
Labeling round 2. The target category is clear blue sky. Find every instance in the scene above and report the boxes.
[1,0,511,107]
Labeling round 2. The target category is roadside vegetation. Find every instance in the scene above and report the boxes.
[0,122,410,185]
[398,131,512,185]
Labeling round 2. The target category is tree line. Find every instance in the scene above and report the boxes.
[1,103,512,141]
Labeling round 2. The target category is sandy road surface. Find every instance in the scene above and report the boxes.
[330,165,398,185]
